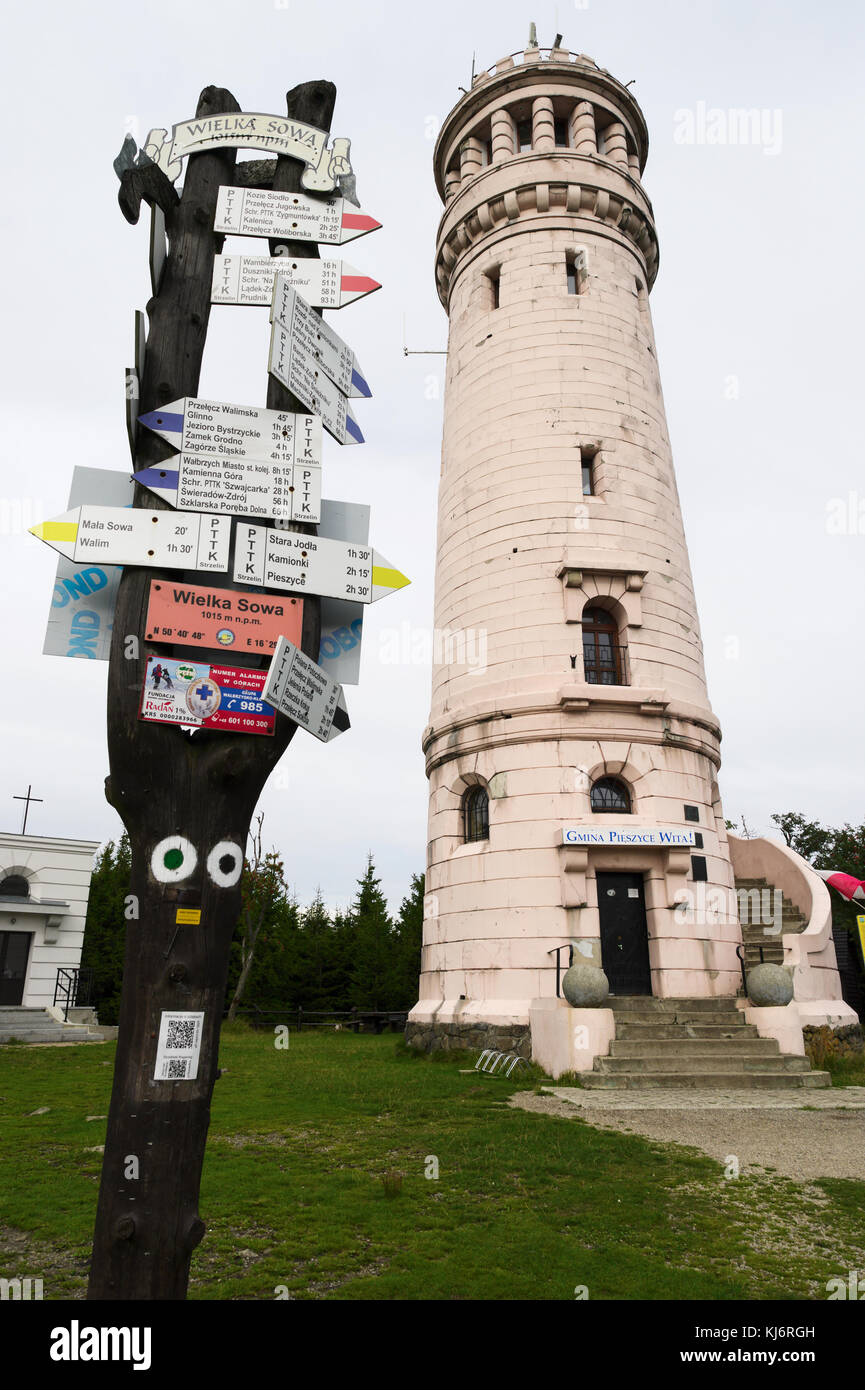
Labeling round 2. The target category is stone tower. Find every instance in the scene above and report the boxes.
[408,41,745,1055]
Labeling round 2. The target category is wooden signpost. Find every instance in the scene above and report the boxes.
[214,185,381,245]
[26,77,405,1303]
[270,281,372,397]
[267,316,365,444]
[263,634,350,742]
[212,253,380,307]
[232,525,408,602]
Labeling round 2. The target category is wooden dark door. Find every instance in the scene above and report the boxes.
[597,873,652,995]
[0,931,32,1005]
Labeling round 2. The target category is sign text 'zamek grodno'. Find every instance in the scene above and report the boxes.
[29,82,406,1300]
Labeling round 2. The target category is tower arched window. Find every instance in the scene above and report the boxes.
[463,786,489,843]
[590,778,631,814]
[582,606,628,685]
[0,874,30,898]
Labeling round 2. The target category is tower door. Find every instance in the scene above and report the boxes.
[597,873,652,995]
[0,931,32,1005]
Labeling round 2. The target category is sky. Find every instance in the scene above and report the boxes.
[0,0,862,912]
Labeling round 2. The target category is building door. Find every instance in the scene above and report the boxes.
[597,873,652,995]
[0,931,32,1005]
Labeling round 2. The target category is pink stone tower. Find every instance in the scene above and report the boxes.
[407,43,744,1054]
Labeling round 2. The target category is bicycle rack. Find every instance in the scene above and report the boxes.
[474,1050,529,1078]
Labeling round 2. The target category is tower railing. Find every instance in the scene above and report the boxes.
[582,641,629,687]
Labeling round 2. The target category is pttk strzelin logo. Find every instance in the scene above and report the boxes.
[216,628,236,646]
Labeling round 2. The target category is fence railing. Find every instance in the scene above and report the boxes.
[227,1006,410,1034]
[53,966,93,1021]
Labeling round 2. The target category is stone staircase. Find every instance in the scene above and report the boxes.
[0,1007,105,1044]
[735,876,807,970]
[580,997,830,1089]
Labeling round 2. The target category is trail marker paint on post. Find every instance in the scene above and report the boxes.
[30,506,231,572]
[214,185,381,245]
[270,281,371,398]
[233,524,409,604]
[263,635,350,742]
[268,319,363,445]
[212,255,380,307]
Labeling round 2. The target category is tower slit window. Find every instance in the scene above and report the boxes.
[580,445,597,495]
[485,266,500,310]
[516,117,532,152]
[567,252,586,296]
[463,786,489,843]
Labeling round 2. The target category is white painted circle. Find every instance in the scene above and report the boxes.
[150,836,197,884]
[207,841,243,888]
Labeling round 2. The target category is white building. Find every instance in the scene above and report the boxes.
[0,832,99,1011]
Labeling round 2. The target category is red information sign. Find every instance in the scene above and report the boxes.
[139,657,275,736]
[145,580,302,654]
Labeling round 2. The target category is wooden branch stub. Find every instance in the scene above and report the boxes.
[118,163,179,225]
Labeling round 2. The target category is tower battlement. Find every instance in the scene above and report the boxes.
[433,46,658,308]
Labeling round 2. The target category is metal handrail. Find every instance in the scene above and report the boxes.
[547,944,574,998]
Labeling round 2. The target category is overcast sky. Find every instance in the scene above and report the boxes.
[0,0,862,912]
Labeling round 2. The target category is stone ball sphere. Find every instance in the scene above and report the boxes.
[561,963,610,1008]
[746,963,794,1007]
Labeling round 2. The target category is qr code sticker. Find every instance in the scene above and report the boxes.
[166,1058,189,1079]
[166,1018,196,1050]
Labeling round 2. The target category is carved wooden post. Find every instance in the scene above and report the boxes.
[87,80,332,1301]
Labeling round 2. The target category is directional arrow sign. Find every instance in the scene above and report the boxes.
[212,255,380,308]
[30,506,231,572]
[270,281,370,398]
[135,456,321,524]
[214,185,381,246]
[268,318,363,445]
[233,524,409,604]
[138,397,323,464]
[263,635,350,743]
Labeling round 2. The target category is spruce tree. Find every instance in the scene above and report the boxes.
[349,854,396,1010]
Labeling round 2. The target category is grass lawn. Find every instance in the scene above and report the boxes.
[1,1025,863,1301]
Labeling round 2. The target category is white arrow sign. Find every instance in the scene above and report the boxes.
[232,524,409,604]
[270,281,370,398]
[134,455,321,524]
[212,255,380,308]
[30,506,231,572]
[263,635,350,742]
[268,318,363,445]
[137,397,324,465]
[214,185,381,246]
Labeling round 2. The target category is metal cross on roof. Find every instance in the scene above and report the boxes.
[13,784,43,835]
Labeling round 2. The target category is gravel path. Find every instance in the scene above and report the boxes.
[510,1087,865,1181]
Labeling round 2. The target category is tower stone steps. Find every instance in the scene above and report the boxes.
[579,997,830,1090]
[735,876,807,970]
